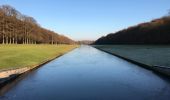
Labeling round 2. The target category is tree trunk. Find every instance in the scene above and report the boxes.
[2,24,5,44]
[15,33,17,44]
[9,33,12,44]
[12,36,15,44]
[5,34,8,44]
[2,33,5,44]
[51,34,53,45]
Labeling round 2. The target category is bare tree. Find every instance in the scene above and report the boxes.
[0,5,75,45]
[0,5,17,44]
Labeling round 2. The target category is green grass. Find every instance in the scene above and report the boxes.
[0,44,77,70]
[93,45,170,67]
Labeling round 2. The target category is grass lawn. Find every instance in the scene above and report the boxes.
[93,45,170,67]
[0,44,77,71]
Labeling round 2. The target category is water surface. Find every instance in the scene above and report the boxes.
[0,45,170,100]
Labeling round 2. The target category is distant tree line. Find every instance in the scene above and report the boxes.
[77,40,94,45]
[0,5,75,44]
[94,15,170,45]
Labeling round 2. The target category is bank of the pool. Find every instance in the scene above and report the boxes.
[93,46,170,77]
[0,45,78,88]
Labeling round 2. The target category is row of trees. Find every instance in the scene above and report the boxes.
[94,15,170,45]
[0,5,74,44]
[77,40,94,45]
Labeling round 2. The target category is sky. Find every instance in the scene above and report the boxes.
[0,0,170,40]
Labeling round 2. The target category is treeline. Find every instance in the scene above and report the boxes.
[0,5,75,44]
[94,15,170,45]
[77,40,94,45]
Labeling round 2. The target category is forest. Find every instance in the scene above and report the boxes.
[0,5,75,44]
[94,15,170,45]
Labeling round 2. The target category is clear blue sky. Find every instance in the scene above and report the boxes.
[0,0,169,40]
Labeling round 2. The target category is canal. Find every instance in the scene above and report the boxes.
[0,45,170,100]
